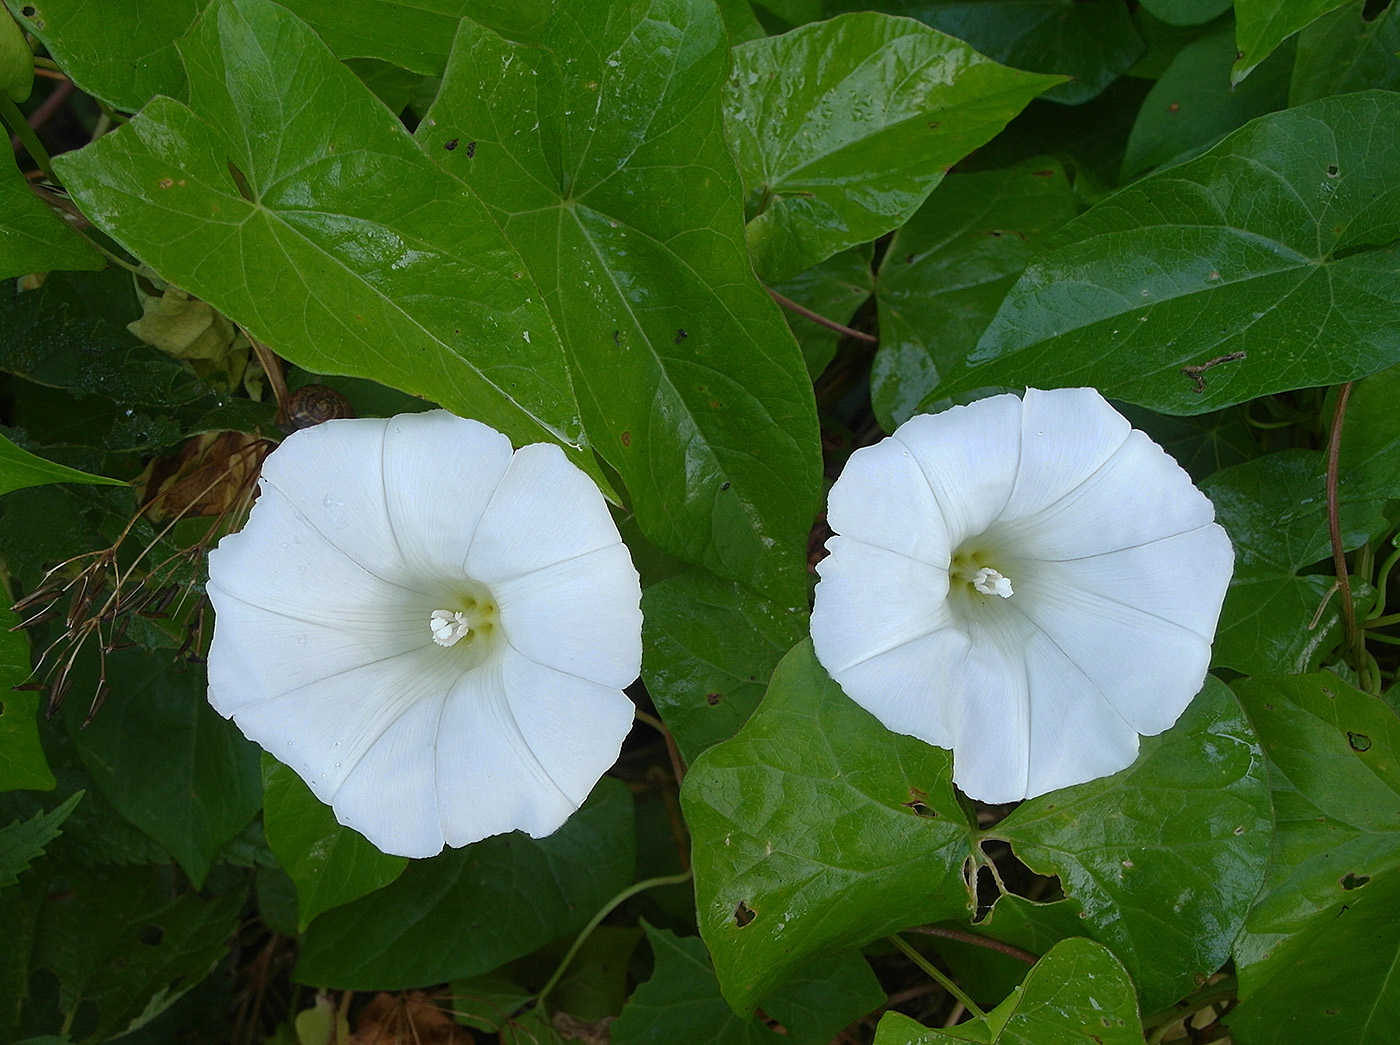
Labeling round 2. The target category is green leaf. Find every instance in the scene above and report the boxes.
[261,756,408,931]
[1113,403,1259,483]
[610,924,781,1045]
[1121,22,1293,180]
[873,938,1143,1045]
[1234,0,1350,83]
[950,92,1400,415]
[0,791,80,887]
[53,0,600,481]
[0,146,101,280]
[294,777,635,989]
[0,431,124,495]
[0,602,54,792]
[990,678,1272,1010]
[1228,870,1400,1045]
[1139,0,1231,27]
[0,6,33,101]
[726,12,1062,282]
[1230,675,1400,995]
[874,157,1078,430]
[823,0,1144,105]
[761,949,886,1045]
[417,0,821,600]
[1337,360,1400,503]
[641,567,807,763]
[26,863,247,1041]
[65,651,262,888]
[768,245,873,380]
[1290,0,1400,105]
[3,0,199,111]
[681,640,973,1015]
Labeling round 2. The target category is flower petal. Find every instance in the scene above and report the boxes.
[946,621,1032,804]
[1001,387,1132,520]
[1016,573,1213,736]
[467,443,623,584]
[1022,631,1141,798]
[381,411,515,579]
[432,658,581,847]
[811,536,952,674]
[996,431,1217,560]
[501,649,636,807]
[494,543,642,686]
[822,628,968,750]
[257,417,408,579]
[892,394,1023,546]
[825,436,951,567]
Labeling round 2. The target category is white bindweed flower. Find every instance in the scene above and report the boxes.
[206,410,642,858]
[811,388,1233,803]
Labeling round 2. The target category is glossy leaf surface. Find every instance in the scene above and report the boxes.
[417,0,821,599]
[1234,0,1350,82]
[0,431,124,495]
[950,92,1400,415]
[875,938,1143,1044]
[295,778,635,989]
[0,148,101,279]
[53,0,599,478]
[682,640,974,1015]
[261,756,408,931]
[727,12,1062,281]
[1290,1,1400,104]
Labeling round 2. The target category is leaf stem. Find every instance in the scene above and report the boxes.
[766,286,877,343]
[905,924,1037,966]
[1326,382,1362,670]
[886,933,986,1020]
[535,869,693,1007]
[0,91,56,182]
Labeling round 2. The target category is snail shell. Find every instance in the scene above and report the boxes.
[284,384,354,430]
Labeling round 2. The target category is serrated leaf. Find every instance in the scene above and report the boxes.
[294,777,635,989]
[417,0,820,600]
[874,938,1143,1045]
[875,157,1078,430]
[0,791,80,886]
[0,603,54,792]
[989,679,1271,1011]
[681,640,974,1015]
[1121,22,1293,180]
[1234,0,1350,83]
[1290,1,1400,105]
[947,92,1400,415]
[64,651,262,888]
[261,756,408,931]
[726,12,1062,282]
[823,0,1143,105]
[53,0,600,481]
[28,863,246,1041]
[641,567,807,763]
[0,146,101,278]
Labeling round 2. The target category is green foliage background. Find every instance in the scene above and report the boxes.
[0,0,1398,1042]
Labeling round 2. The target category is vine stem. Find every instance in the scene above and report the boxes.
[886,933,986,1020]
[0,91,57,182]
[905,924,1037,966]
[535,869,693,1007]
[766,286,877,343]
[1326,382,1363,671]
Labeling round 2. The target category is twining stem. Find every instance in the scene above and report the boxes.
[886,933,986,1020]
[0,92,57,182]
[1325,382,1365,674]
[635,708,687,785]
[1141,974,1237,1042]
[535,870,693,1007]
[766,287,877,344]
[905,924,1037,966]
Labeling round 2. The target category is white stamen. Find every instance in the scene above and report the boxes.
[972,567,1014,598]
[430,609,472,647]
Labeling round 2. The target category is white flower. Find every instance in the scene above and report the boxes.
[810,388,1233,803]
[206,410,642,858]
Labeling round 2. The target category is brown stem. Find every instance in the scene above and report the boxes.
[766,286,877,344]
[1326,382,1360,668]
[245,333,291,420]
[905,924,1038,966]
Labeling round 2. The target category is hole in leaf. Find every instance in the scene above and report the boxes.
[980,839,1063,905]
[705,692,720,706]
[138,925,165,946]
[443,138,459,151]
[1341,873,1370,890]
[1362,0,1391,21]
[902,786,937,817]
[227,160,254,202]
[1347,731,1372,752]
[20,5,35,16]
[733,902,755,928]
[1327,164,1339,177]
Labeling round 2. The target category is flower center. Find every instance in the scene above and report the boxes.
[949,546,1015,600]
[430,610,473,647]
[426,584,501,662]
